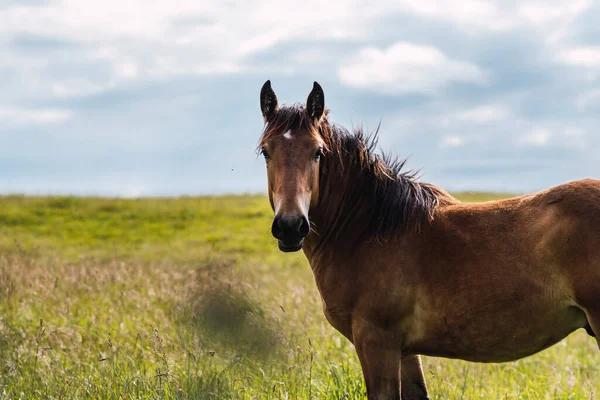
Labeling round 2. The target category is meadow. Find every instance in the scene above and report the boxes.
[0,193,597,399]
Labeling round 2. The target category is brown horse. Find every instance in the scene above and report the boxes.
[257,80,600,399]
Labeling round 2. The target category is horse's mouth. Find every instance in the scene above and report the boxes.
[278,240,303,252]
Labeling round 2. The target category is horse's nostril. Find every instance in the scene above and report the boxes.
[298,216,310,237]
[272,217,284,240]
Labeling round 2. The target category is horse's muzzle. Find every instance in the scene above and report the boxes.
[272,214,309,252]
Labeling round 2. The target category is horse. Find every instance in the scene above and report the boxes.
[256,80,600,400]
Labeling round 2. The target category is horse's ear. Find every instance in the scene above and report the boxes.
[306,81,325,123]
[260,80,278,123]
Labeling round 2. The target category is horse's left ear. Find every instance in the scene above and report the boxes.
[306,81,325,123]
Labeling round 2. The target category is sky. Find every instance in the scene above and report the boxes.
[1,0,599,197]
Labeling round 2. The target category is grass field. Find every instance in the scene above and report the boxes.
[0,193,597,399]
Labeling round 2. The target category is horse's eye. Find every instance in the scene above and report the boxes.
[261,148,270,160]
[313,148,324,161]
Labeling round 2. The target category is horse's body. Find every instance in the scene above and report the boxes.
[306,180,600,362]
[257,80,600,399]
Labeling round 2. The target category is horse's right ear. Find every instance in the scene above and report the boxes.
[260,80,278,123]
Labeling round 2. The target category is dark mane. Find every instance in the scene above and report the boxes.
[319,122,455,242]
[259,105,455,243]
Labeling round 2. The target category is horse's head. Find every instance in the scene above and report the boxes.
[258,80,328,253]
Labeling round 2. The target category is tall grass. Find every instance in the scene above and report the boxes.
[0,194,597,399]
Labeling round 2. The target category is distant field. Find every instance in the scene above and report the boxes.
[0,194,597,399]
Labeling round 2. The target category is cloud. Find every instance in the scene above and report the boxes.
[518,0,590,26]
[454,105,508,122]
[440,135,463,147]
[0,107,72,124]
[558,47,600,67]
[517,128,551,146]
[0,0,589,104]
[338,42,488,95]
[2,0,576,103]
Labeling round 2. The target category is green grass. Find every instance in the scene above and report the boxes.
[0,193,597,399]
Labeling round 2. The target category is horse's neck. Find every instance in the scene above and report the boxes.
[304,172,372,267]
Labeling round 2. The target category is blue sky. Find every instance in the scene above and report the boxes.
[1,0,599,197]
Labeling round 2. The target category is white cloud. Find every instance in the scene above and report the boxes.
[454,105,508,123]
[338,42,488,95]
[0,107,73,124]
[388,0,514,32]
[0,0,592,106]
[519,1,591,45]
[50,79,107,98]
[518,1,590,25]
[1,1,583,92]
[441,135,463,147]
[375,0,591,35]
[114,61,139,80]
[558,47,600,67]
[0,1,370,101]
[518,128,551,146]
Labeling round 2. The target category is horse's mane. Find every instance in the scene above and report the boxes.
[258,105,455,241]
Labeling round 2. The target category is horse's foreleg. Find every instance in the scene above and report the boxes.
[353,322,402,400]
[401,355,431,400]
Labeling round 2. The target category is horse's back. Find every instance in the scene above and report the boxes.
[530,178,600,214]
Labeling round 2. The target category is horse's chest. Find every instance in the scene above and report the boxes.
[318,291,353,340]
[321,300,351,338]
